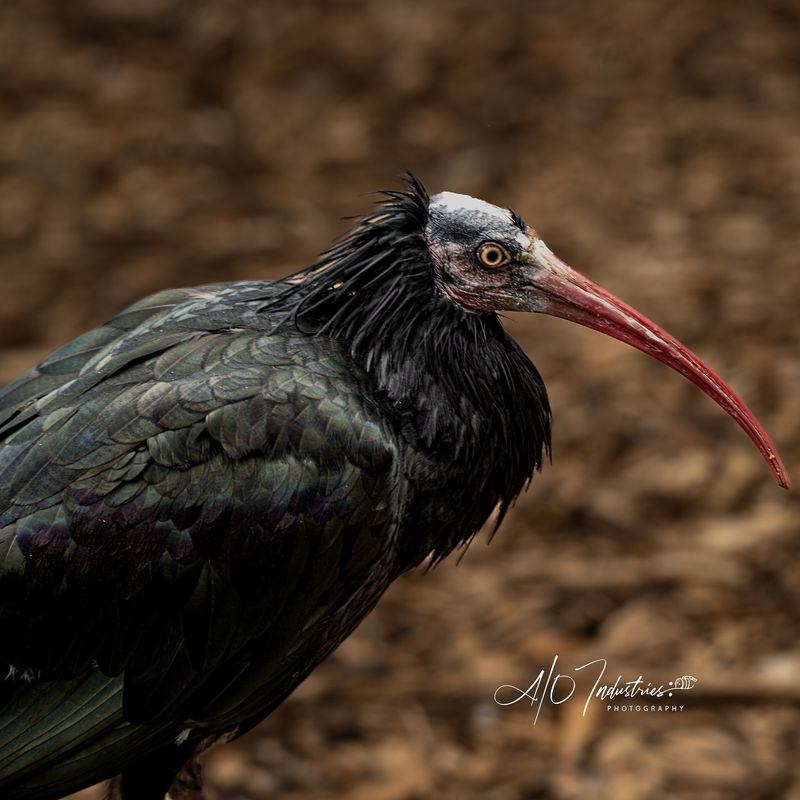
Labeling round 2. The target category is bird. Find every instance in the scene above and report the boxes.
[0,175,788,800]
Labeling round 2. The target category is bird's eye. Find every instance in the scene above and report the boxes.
[476,242,510,269]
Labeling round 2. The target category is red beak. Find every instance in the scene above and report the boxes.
[525,242,790,489]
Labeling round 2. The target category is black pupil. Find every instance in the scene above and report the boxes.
[485,248,499,263]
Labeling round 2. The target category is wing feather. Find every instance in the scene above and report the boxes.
[0,282,403,796]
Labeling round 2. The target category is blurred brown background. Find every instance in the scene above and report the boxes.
[1,1,799,798]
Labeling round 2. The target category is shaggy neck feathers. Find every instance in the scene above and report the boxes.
[276,176,551,559]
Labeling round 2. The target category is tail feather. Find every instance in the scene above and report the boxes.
[0,669,174,799]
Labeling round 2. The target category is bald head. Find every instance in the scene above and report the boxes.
[426,192,533,251]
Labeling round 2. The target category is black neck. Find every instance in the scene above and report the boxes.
[278,182,551,562]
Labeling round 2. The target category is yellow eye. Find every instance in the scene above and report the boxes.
[476,242,510,269]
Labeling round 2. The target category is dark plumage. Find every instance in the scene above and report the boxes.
[0,175,786,799]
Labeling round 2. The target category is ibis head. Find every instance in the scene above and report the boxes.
[424,190,789,489]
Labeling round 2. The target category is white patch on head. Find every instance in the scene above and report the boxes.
[532,239,554,261]
[430,191,512,223]
[429,191,533,250]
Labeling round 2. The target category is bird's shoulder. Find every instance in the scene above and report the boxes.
[0,278,395,474]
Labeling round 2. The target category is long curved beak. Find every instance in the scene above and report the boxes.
[524,241,790,489]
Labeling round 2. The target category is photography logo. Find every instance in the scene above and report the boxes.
[494,656,698,723]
